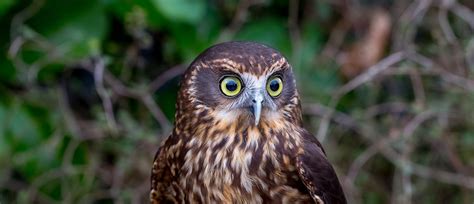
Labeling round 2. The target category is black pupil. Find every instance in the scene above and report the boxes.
[226,80,238,91]
[269,79,280,92]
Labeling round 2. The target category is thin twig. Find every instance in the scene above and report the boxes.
[317,52,405,141]
[438,6,456,43]
[217,0,254,41]
[408,69,426,108]
[364,102,412,118]
[148,64,187,92]
[402,110,436,137]
[345,131,398,200]
[400,110,436,203]
[141,93,172,131]
[102,71,140,98]
[357,108,474,190]
[303,103,359,131]
[59,85,82,138]
[288,0,301,65]
[451,2,474,29]
[381,146,474,189]
[84,62,174,130]
[407,52,474,91]
[320,20,350,60]
[336,52,405,97]
[10,0,45,39]
[393,0,432,51]
[93,58,118,132]
[466,39,474,74]
[315,87,474,196]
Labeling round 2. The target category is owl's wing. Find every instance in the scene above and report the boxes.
[296,130,347,204]
[150,135,183,204]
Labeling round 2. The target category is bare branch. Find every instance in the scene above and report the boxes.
[408,69,426,108]
[102,71,140,98]
[320,20,350,60]
[364,102,412,118]
[217,0,256,41]
[393,0,432,51]
[141,93,172,131]
[407,52,474,91]
[382,147,474,190]
[148,64,187,93]
[303,103,359,131]
[451,2,474,29]
[10,0,45,39]
[317,52,405,141]
[336,52,405,97]
[402,110,436,137]
[438,6,456,43]
[345,132,397,191]
[93,58,118,132]
[288,0,302,69]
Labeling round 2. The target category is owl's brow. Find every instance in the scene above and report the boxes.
[204,56,288,76]
[208,58,243,72]
[195,61,233,77]
[268,58,288,73]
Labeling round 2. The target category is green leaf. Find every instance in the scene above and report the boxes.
[0,52,16,84]
[17,144,59,181]
[0,102,10,166]
[27,0,107,59]
[37,63,65,85]
[151,0,206,24]
[293,23,323,79]
[4,100,61,181]
[235,17,291,57]
[299,64,341,103]
[0,0,14,18]
[107,0,166,28]
[5,103,41,153]
[167,22,210,60]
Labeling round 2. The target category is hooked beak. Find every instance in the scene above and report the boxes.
[251,91,264,125]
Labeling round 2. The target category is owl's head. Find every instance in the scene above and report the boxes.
[176,41,302,128]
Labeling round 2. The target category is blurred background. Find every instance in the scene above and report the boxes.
[0,0,473,203]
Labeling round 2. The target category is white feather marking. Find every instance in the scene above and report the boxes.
[214,110,238,124]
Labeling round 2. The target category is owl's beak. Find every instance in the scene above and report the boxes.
[251,92,264,125]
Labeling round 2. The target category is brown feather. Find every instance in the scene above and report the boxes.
[150,41,346,203]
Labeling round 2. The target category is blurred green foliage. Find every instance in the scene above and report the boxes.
[1,0,474,203]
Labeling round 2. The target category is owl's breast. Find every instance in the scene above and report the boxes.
[178,125,311,203]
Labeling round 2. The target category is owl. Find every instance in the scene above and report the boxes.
[150,41,346,203]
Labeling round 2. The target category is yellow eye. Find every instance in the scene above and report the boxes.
[220,76,242,97]
[266,76,283,97]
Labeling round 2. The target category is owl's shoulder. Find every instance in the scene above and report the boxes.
[297,129,326,155]
[295,130,347,204]
[150,133,186,203]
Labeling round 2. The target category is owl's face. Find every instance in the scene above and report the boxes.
[179,42,300,127]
